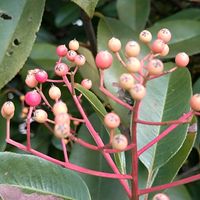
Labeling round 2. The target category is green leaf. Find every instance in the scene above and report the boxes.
[149,20,200,58]
[70,114,128,200]
[138,63,192,174]
[71,0,99,18]
[0,152,91,200]
[55,2,80,28]
[116,0,150,31]
[0,0,45,89]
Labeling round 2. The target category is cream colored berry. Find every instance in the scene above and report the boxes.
[1,101,15,119]
[33,109,48,123]
[49,85,61,101]
[55,112,70,125]
[139,30,152,43]
[125,41,140,57]
[126,57,141,73]
[112,134,128,150]
[52,101,68,116]
[54,123,70,139]
[129,84,146,100]
[104,112,120,129]
[119,73,135,90]
[147,59,164,75]
[108,37,121,52]
[69,39,79,51]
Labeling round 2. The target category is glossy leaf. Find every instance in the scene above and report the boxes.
[138,63,192,172]
[149,20,200,58]
[70,114,128,200]
[117,0,150,31]
[0,152,91,200]
[0,0,45,89]
[71,0,99,18]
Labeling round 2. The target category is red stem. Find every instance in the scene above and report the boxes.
[36,87,52,108]
[61,139,69,163]
[47,79,64,83]
[26,107,33,150]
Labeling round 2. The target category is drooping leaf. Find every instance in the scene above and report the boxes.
[0,152,91,200]
[117,0,150,31]
[0,0,45,89]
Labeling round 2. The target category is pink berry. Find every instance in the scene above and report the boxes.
[139,30,152,43]
[52,101,68,116]
[151,39,165,53]
[125,41,140,57]
[157,28,171,43]
[69,39,79,51]
[81,79,92,90]
[49,85,61,101]
[25,74,38,88]
[190,94,200,111]
[54,63,69,77]
[55,113,70,125]
[152,193,170,200]
[119,73,135,90]
[108,37,121,52]
[111,134,128,150]
[129,84,146,100]
[66,50,77,61]
[1,101,15,119]
[104,112,120,129]
[25,90,41,107]
[74,54,86,66]
[95,51,113,70]
[33,109,48,123]
[147,59,164,75]
[160,44,169,57]
[175,52,189,67]
[35,69,48,83]
[54,123,70,139]
[56,45,68,57]
[126,57,141,73]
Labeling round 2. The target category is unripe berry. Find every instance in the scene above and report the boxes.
[104,112,120,129]
[139,30,152,43]
[108,37,121,52]
[111,134,128,150]
[125,41,140,57]
[160,44,169,57]
[1,101,15,119]
[66,50,77,62]
[68,39,79,51]
[129,84,146,100]
[56,45,68,57]
[147,59,164,75]
[95,51,113,69]
[74,54,86,66]
[175,52,189,67]
[33,109,48,123]
[157,28,171,43]
[54,63,69,77]
[151,39,165,54]
[25,74,38,88]
[54,123,70,139]
[126,57,141,73]
[119,73,134,90]
[190,94,200,111]
[152,193,170,200]
[81,79,92,90]
[49,85,61,101]
[52,101,68,116]
[35,69,48,83]
[55,112,70,125]
[25,90,41,107]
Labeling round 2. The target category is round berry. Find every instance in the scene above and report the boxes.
[52,101,68,116]
[54,63,69,77]
[55,113,70,125]
[25,90,41,107]
[69,39,79,51]
[160,44,169,57]
[104,112,120,129]
[66,50,77,62]
[108,37,121,52]
[125,41,140,57]
[49,85,61,101]
[54,123,70,139]
[119,73,135,90]
[190,94,200,111]
[129,84,146,100]
[1,101,15,119]
[81,79,92,90]
[33,109,48,123]
[147,59,164,75]
[151,39,165,54]
[152,193,170,200]
[126,57,141,73]
[35,69,48,83]
[95,51,113,70]
[74,54,86,66]
[175,52,189,67]
[25,74,38,88]
[111,134,128,151]
[56,45,68,57]
[139,30,152,43]
[157,28,171,43]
